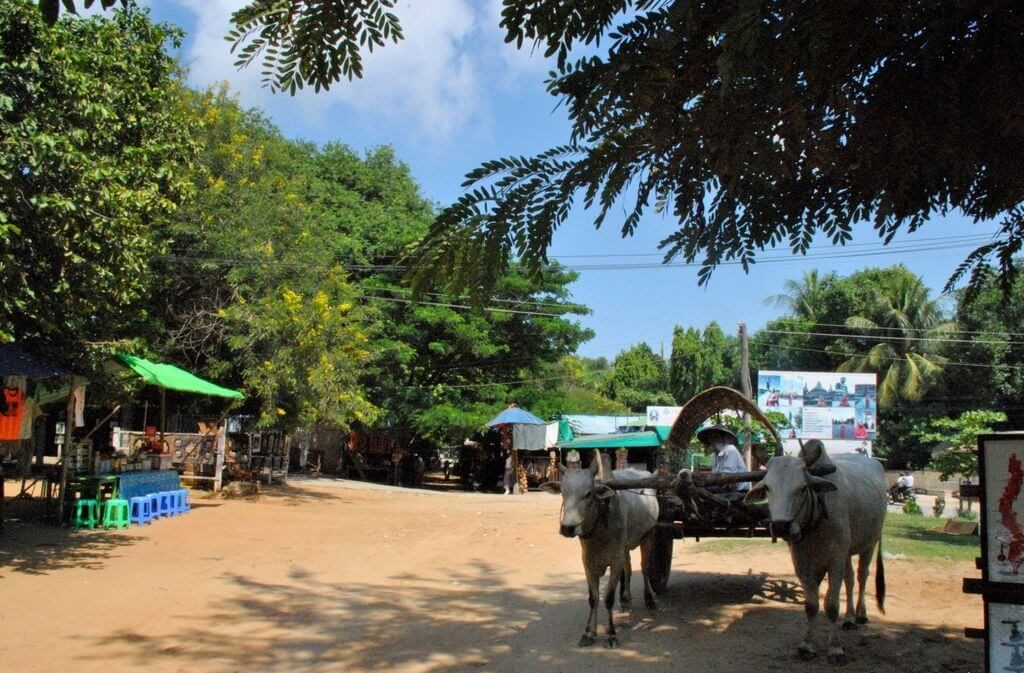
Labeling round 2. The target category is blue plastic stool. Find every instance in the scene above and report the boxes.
[158,491,176,517]
[129,496,152,525]
[147,492,163,519]
[173,488,190,514]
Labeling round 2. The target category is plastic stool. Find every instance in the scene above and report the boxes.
[129,496,152,525]
[72,499,99,530]
[101,498,131,530]
[157,491,175,517]
[147,492,163,519]
[177,488,191,513]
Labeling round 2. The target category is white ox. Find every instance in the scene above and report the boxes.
[540,461,659,648]
[744,440,887,664]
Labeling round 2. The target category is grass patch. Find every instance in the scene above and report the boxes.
[882,513,979,562]
[683,513,980,562]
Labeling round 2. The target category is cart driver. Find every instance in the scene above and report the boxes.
[697,424,750,493]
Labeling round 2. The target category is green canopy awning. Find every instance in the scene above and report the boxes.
[557,430,662,450]
[116,354,244,399]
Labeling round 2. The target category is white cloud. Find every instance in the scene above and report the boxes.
[164,0,546,144]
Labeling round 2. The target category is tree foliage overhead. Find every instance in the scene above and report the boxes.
[0,1,196,361]
[44,1,1024,298]
[409,1,1024,297]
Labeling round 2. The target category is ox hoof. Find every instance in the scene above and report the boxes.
[645,597,656,610]
[606,636,619,649]
[578,634,596,648]
[855,616,869,625]
[827,651,848,666]
[842,620,858,631]
[797,645,817,661]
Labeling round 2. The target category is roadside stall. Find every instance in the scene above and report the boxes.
[0,344,77,533]
[106,354,244,497]
[556,430,663,475]
[486,405,550,493]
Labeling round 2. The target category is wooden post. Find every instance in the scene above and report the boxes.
[738,322,753,468]
[213,421,226,492]
[56,374,75,524]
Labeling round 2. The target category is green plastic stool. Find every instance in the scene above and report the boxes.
[101,498,131,530]
[72,498,99,530]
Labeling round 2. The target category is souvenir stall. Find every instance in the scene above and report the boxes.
[0,344,77,532]
[485,405,551,493]
[556,430,663,474]
[223,416,289,484]
[107,354,244,497]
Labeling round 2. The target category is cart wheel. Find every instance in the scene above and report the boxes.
[647,526,674,595]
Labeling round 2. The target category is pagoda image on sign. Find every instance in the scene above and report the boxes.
[1001,620,1024,673]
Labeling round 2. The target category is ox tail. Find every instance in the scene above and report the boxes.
[875,536,886,614]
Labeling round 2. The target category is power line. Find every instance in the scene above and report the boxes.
[404,375,571,389]
[360,294,569,318]
[775,319,1024,339]
[550,232,997,259]
[153,234,1002,274]
[761,328,1024,347]
[760,341,1024,371]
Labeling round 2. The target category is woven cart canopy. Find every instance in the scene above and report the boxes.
[667,386,782,452]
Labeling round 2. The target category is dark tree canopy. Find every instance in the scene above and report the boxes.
[40,1,1024,297]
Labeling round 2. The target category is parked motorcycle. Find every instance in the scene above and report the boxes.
[888,486,916,504]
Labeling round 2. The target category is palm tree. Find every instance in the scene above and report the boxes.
[765,269,835,320]
[840,269,954,405]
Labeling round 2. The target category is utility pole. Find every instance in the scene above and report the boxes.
[738,322,753,468]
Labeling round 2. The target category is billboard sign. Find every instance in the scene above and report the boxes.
[646,406,682,427]
[757,370,877,455]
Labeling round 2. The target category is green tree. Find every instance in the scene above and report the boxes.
[47,3,1024,296]
[668,326,702,403]
[0,2,196,361]
[607,343,673,411]
[942,269,1024,427]
[840,267,955,405]
[920,410,1007,481]
[765,270,834,321]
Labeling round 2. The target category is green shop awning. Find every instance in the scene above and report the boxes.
[116,354,244,399]
[558,431,662,450]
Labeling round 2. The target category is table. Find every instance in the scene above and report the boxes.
[68,471,181,503]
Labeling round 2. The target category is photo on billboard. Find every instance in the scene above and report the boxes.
[757,370,877,454]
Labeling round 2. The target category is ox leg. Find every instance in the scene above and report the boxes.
[797,572,821,661]
[605,559,624,649]
[579,565,600,647]
[854,552,871,625]
[640,535,656,609]
[619,550,633,612]
[842,556,858,630]
[824,558,848,665]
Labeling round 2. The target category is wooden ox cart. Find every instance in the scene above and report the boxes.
[603,386,783,593]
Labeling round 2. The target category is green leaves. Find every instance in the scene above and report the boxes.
[227,0,404,94]
[1,2,196,364]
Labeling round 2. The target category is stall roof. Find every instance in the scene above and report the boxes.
[558,430,662,450]
[0,344,69,378]
[486,406,545,427]
[116,354,244,399]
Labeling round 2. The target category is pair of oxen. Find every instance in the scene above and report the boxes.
[540,439,887,665]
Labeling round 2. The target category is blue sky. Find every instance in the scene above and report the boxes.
[138,1,1001,360]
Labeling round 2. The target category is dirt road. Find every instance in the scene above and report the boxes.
[0,477,983,673]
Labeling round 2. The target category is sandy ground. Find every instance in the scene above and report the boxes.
[0,474,983,673]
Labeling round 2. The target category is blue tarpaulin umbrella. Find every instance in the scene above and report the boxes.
[486,406,546,427]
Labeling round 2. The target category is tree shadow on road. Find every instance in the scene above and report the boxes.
[81,562,981,673]
[0,510,139,577]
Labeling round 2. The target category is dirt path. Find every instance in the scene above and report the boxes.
[0,477,982,673]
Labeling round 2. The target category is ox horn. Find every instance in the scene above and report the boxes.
[800,439,825,467]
